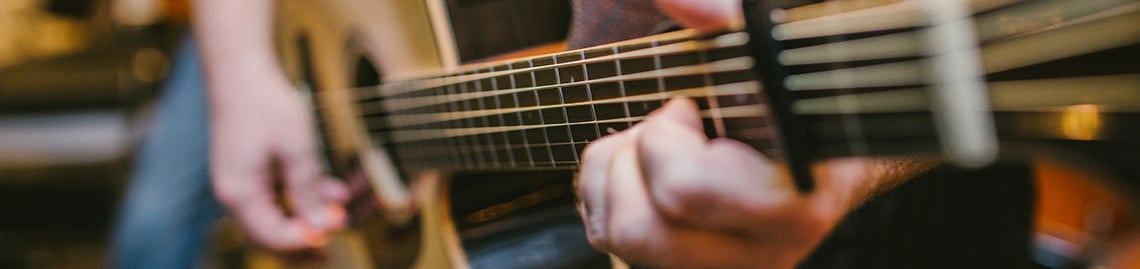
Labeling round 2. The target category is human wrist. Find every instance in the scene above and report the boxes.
[203,59,292,109]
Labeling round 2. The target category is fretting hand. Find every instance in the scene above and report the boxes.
[574,0,934,267]
[577,98,873,268]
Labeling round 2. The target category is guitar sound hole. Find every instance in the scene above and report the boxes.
[352,55,381,87]
[449,171,612,269]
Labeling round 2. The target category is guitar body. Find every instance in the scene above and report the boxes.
[272,0,1140,268]
[274,0,661,267]
[275,0,461,267]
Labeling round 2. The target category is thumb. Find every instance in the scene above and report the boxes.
[281,144,347,232]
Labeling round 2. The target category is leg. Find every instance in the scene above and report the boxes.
[108,37,223,269]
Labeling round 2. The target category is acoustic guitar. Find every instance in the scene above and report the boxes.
[272,0,1140,267]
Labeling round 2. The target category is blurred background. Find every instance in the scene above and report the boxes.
[0,0,186,267]
[0,0,1137,268]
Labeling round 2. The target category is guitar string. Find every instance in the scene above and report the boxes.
[366,108,774,166]
[697,33,728,138]
[770,0,1100,40]
[354,32,746,100]
[366,81,759,129]
[359,74,1140,145]
[330,0,1140,168]
[469,68,501,167]
[374,28,707,83]
[375,105,767,144]
[355,0,1125,102]
[367,10,1140,130]
[777,0,1138,65]
[506,63,536,167]
[344,10,1140,152]
[350,79,1140,168]
[362,55,753,113]
[820,1,872,159]
[552,54,582,165]
[360,2,1140,122]
[488,65,518,167]
[527,58,559,167]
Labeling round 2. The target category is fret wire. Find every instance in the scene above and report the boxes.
[820,3,871,156]
[368,81,760,130]
[364,0,1134,102]
[471,68,501,168]
[366,53,755,114]
[380,28,704,84]
[458,73,489,168]
[421,88,443,167]
[489,65,518,168]
[356,32,750,100]
[612,45,634,128]
[528,58,558,167]
[375,105,768,144]
[552,55,582,165]
[405,139,428,168]
[355,1,1140,170]
[507,64,537,167]
[375,131,780,166]
[652,40,667,108]
[445,83,475,169]
[396,122,425,169]
[698,38,728,138]
[580,50,604,140]
[430,87,458,167]
[386,133,767,153]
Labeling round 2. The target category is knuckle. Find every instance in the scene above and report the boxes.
[651,173,713,220]
[580,137,616,162]
[582,130,637,162]
[607,222,650,263]
[584,227,609,252]
[608,211,653,249]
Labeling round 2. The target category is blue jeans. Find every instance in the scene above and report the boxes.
[109,38,223,269]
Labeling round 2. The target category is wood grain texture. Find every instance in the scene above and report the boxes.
[566,0,678,49]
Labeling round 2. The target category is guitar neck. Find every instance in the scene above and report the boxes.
[362,32,775,171]
[348,0,1140,173]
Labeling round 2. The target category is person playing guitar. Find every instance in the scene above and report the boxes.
[111,0,1067,268]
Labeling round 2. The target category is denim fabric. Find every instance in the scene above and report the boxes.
[109,37,222,269]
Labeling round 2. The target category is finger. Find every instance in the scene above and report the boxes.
[602,143,776,268]
[319,177,351,204]
[636,98,715,221]
[225,179,325,252]
[646,97,702,129]
[577,127,640,250]
[693,138,800,230]
[280,141,345,231]
[600,141,657,259]
[656,0,742,33]
[697,141,868,235]
[638,99,804,231]
[318,178,349,229]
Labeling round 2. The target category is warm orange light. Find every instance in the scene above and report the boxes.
[1060,104,1101,141]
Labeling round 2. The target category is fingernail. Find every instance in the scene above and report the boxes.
[301,226,329,247]
[327,205,347,229]
[306,209,329,230]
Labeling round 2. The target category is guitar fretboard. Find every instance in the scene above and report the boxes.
[360,32,774,171]
[344,0,1140,173]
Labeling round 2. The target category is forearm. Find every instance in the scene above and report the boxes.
[839,157,942,211]
[191,0,279,106]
